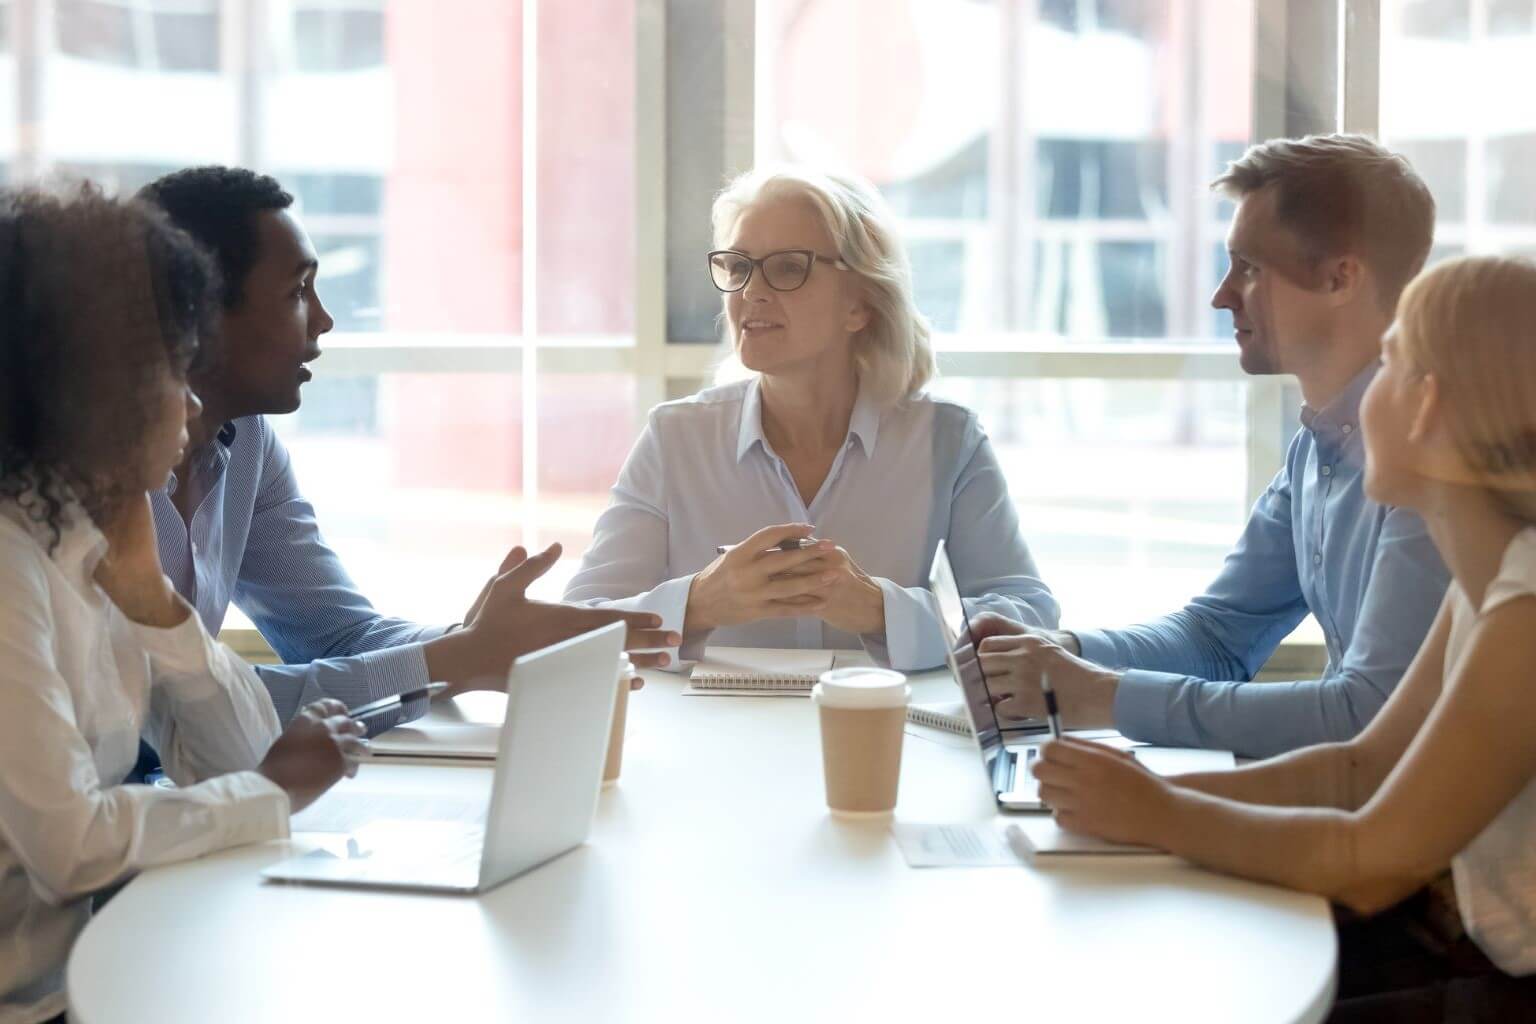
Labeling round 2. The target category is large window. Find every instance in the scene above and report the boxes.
[757,0,1255,623]
[5,0,637,621]
[2,0,1516,635]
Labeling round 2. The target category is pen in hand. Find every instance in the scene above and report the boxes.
[348,682,449,723]
[715,537,815,555]
[1039,674,1063,740]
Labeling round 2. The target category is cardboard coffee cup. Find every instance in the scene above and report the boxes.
[812,667,909,818]
[603,655,637,788]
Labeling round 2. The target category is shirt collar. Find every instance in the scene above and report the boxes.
[54,511,109,584]
[1300,360,1377,445]
[735,377,881,463]
[164,420,238,499]
[2,497,108,585]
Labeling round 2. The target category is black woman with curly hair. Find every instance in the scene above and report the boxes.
[0,186,367,1024]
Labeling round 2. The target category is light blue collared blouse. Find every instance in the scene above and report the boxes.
[563,378,1059,670]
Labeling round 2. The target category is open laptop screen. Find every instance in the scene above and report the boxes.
[927,541,1005,754]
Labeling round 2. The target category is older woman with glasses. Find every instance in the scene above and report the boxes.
[563,167,1058,670]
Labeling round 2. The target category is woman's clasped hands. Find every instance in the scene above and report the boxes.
[684,523,887,637]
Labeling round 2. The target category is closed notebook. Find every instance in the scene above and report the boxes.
[685,648,867,695]
[368,692,504,760]
[905,699,973,736]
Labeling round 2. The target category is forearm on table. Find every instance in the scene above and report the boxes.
[1174,741,1362,810]
[1162,786,1441,913]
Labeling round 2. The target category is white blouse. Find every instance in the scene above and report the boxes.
[564,379,1059,669]
[0,504,288,1024]
[1450,527,1536,975]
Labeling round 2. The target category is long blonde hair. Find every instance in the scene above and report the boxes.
[710,166,935,407]
[1395,255,1536,522]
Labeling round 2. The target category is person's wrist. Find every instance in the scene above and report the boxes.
[423,630,469,685]
[1150,782,1195,853]
[683,574,716,632]
[859,577,886,635]
[1068,665,1120,727]
[1055,629,1082,656]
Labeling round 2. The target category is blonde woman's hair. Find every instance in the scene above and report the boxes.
[1394,255,1536,522]
[710,166,935,407]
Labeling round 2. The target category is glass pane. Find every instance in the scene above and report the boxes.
[151,9,220,72]
[44,1,236,169]
[930,376,1249,626]
[757,0,1254,346]
[269,373,527,622]
[536,374,638,597]
[294,4,386,72]
[1381,0,1536,262]
[55,0,137,67]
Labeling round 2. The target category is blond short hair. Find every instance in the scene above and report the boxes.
[1395,256,1536,522]
[1212,134,1435,312]
[711,166,935,407]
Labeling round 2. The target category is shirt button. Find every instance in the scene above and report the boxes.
[1313,553,1323,566]
[1342,424,1354,435]
[1321,465,1332,477]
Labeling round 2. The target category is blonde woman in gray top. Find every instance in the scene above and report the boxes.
[566,167,1057,668]
[1030,256,1536,1020]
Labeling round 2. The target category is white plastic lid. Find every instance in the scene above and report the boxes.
[812,667,909,709]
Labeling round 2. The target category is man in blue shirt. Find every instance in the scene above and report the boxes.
[975,135,1450,758]
[137,167,676,736]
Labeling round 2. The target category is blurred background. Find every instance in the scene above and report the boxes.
[1,0,1531,634]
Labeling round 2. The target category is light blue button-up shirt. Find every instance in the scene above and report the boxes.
[563,378,1059,670]
[152,417,447,729]
[1075,363,1450,758]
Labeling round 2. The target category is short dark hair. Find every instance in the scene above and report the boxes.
[137,166,293,309]
[1212,134,1436,311]
[0,185,220,551]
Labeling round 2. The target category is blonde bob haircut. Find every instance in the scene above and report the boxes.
[711,166,936,408]
[1394,255,1536,523]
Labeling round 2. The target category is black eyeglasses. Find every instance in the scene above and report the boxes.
[706,249,849,293]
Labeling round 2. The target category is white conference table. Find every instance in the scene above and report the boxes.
[69,668,1337,1024]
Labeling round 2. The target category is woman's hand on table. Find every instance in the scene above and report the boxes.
[258,699,370,813]
[1031,737,1182,848]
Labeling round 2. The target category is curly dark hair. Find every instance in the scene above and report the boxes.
[137,166,294,309]
[0,185,221,553]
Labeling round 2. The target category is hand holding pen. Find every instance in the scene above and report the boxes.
[685,523,839,632]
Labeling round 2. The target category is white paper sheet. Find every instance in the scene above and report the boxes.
[890,822,1024,868]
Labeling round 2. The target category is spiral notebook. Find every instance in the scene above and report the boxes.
[684,648,867,696]
[905,699,973,736]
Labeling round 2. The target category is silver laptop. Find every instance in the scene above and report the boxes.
[927,542,1236,811]
[261,621,625,895]
[928,541,1051,810]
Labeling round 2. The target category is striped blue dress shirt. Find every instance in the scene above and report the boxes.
[152,417,446,730]
[1075,362,1451,758]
